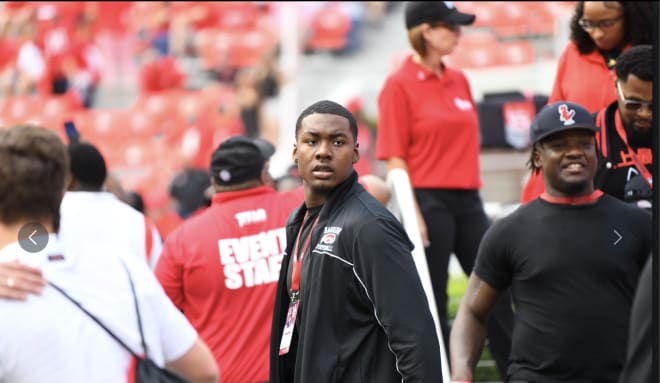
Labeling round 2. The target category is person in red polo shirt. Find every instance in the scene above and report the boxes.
[375,2,513,378]
[154,135,303,383]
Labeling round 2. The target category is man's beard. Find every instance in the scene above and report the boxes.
[626,122,652,148]
[310,183,333,198]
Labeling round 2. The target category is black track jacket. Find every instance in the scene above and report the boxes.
[270,171,443,383]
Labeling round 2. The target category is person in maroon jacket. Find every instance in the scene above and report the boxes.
[153,135,303,383]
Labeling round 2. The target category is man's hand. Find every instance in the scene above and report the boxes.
[0,261,45,300]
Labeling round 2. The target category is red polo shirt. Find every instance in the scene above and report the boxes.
[376,54,481,189]
[155,185,303,383]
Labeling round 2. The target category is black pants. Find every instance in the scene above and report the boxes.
[415,188,513,377]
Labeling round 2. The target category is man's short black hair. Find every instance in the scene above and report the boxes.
[68,142,107,190]
[615,44,654,83]
[295,100,358,140]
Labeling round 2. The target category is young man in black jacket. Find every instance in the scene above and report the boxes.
[270,100,443,382]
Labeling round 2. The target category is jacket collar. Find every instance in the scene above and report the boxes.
[290,171,361,226]
[318,170,360,218]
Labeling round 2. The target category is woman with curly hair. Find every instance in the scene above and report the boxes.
[548,1,653,112]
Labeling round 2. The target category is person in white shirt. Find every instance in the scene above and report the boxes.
[59,141,163,269]
[0,124,218,383]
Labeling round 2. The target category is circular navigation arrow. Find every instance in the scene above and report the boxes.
[18,222,49,253]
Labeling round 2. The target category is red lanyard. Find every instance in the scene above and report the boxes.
[291,212,320,293]
[614,109,653,189]
[541,190,603,205]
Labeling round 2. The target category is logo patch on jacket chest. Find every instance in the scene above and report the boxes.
[315,226,342,251]
[321,233,336,244]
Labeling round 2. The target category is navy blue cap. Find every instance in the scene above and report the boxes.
[404,1,476,29]
[531,101,598,144]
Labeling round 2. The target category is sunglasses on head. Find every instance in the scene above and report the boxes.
[616,81,652,112]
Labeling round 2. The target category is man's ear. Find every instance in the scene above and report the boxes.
[260,166,274,188]
[533,146,542,169]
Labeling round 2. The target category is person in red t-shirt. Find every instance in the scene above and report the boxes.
[375,2,513,377]
[154,135,304,383]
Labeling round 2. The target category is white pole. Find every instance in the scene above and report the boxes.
[386,168,451,383]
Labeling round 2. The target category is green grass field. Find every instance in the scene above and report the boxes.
[448,274,502,382]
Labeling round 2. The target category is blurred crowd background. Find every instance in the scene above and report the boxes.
[0,1,576,238]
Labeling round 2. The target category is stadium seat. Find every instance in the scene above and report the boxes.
[73,109,129,147]
[498,41,536,66]
[459,31,498,47]
[489,2,530,38]
[226,27,277,68]
[215,2,259,30]
[194,28,232,70]
[0,96,42,122]
[446,43,501,69]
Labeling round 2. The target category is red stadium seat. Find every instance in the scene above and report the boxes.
[489,2,530,38]
[498,41,536,66]
[226,27,277,68]
[195,28,232,70]
[214,2,259,30]
[459,31,498,48]
[0,96,42,122]
[446,43,501,69]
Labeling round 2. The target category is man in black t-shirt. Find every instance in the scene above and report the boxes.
[449,101,652,383]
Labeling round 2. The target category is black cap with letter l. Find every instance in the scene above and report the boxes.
[531,101,599,144]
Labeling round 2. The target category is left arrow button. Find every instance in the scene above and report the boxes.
[18,223,49,253]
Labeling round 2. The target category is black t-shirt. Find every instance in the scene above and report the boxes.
[474,195,651,383]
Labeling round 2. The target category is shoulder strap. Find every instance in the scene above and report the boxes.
[49,280,139,357]
[120,258,149,358]
[49,257,149,358]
